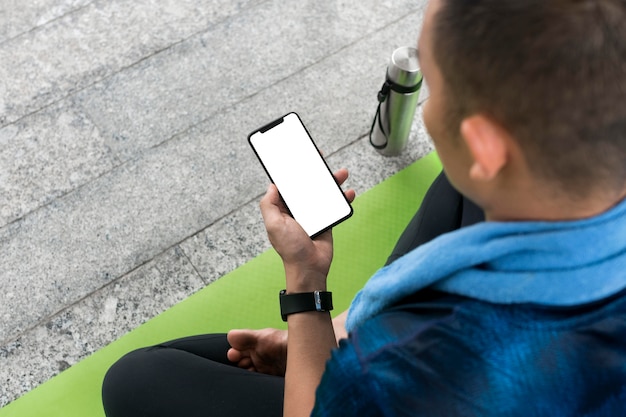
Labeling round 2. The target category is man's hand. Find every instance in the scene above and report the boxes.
[227,328,288,376]
[260,168,355,293]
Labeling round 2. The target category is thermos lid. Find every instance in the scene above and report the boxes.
[388,46,421,87]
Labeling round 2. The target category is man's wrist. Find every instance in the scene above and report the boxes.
[284,269,328,293]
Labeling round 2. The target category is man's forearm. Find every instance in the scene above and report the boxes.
[284,311,337,417]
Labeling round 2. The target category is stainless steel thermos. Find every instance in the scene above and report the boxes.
[369,46,423,156]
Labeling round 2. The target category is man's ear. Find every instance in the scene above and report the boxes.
[460,115,508,181]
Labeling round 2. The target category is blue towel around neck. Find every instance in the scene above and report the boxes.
[345,197,626,332]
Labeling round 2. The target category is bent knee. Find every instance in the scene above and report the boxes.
[102,347,163,417]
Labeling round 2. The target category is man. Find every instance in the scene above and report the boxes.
[103,0,626,415]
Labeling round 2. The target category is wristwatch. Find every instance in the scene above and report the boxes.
[279,289,333,321]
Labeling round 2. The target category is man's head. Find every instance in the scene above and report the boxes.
[419,0,626,219]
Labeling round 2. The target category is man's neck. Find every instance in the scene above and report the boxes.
[483,188,626,222]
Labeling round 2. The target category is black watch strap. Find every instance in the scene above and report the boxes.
[279,290,333,321]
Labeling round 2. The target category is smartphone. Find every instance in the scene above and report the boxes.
[248,112,353,238]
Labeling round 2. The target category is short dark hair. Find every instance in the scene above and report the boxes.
[432,0,626,198]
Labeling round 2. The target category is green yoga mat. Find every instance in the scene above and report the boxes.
[1,152,442,417]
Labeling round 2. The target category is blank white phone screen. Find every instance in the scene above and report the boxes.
[249,113,352,237]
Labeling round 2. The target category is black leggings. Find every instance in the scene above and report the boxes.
[102,172,483,417]
[102,334,284,416]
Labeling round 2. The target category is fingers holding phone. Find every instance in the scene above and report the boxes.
[259,168,354,237]
[332,168,356,203]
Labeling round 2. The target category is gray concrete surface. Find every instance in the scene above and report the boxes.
[0,0,433,407]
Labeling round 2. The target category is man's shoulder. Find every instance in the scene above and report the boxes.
[350,287,626,358]
[339,288,626,415]
[347,290,463,358]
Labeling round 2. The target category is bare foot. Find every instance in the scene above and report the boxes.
[227,328,288,376]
